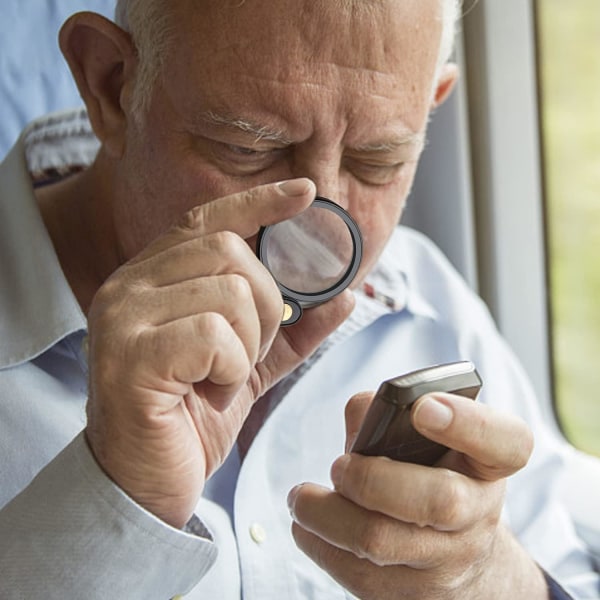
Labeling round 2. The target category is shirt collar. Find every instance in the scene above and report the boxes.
[364,236,439,321]
[0,110,96,369]
[328,230,440,348]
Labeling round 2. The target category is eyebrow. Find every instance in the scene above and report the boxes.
[200,110,424,152]
[200,110,292,144]
[353,132,426,153]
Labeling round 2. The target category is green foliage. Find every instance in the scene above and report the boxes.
[537,0,600,455]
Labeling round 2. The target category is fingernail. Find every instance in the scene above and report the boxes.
[277,178,315,197]
[330,454,350,489]
[414,396,453,431]
[287,484,303,517]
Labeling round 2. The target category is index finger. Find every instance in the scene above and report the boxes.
[134,178,316,262]
[411,393,534,480]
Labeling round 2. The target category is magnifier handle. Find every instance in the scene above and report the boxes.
[281,297,303,326]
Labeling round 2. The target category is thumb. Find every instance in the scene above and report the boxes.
[256,289,355,394]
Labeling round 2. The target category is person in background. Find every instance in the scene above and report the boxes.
[0,0,597,598]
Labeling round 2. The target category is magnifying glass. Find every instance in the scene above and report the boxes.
[257,196,362,326]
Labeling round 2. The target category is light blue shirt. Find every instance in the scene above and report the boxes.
[0,111,598,599]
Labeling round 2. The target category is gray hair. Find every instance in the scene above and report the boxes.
[115,0,462,117]
[114,0,172,116]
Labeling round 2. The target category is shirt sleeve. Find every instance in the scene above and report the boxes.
[0,432,218,600]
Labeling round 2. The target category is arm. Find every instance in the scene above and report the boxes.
[1,179,353,597]
[0,433,216,600]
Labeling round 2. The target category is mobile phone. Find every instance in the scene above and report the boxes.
[350,361,482,465]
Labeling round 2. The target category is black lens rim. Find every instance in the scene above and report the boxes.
[257,196,363,307]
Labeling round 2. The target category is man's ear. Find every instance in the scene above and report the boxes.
[59,12,137,158]
[432,62,459,109]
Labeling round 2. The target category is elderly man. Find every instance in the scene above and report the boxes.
[0,0,596,598]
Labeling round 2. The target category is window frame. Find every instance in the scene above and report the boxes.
[463,0,556,428]
[407,0,558,430]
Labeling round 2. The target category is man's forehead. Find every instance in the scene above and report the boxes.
[169,0,443,66]
[163,0,444,139]
[167,0,443,96]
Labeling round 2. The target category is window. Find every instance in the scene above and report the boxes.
[458,0,599,456]
[536,0,600,456]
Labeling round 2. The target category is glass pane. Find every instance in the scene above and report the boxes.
[536,0,600,456]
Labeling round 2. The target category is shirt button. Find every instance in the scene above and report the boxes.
[249,522,267,544]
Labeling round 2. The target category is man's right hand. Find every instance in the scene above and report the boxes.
[84,178,355,528]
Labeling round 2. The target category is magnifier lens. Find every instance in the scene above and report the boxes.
[263,204,354,294]
[257,196,362,325]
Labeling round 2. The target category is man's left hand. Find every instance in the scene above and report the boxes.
[287,392,549,599]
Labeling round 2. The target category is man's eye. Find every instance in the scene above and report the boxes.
[345,158,406,185]
[210,141,286,176]
[224,143,265,157]
[221,143,287,162]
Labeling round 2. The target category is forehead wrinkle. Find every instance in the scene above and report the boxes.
[234,59,405,96]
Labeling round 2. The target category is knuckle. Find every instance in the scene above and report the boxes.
[310,534,339,571]
[209,230,248,261]
[90,277,138,333]
[221,273,253,303]
[353,516,391,565]
[430,469,469,528]
[195,311,229,342]
[240,186,263,208]
[91,274,121,312]
[345,456,377,505]
[178,204,207,231]
[209,229,236,249]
